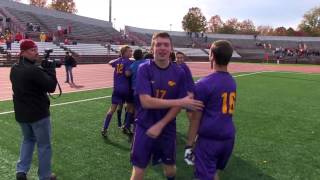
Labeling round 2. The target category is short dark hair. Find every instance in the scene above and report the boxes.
[169,52,176,61]
[151,32,173,51]
[133,49,143,60]
[143,52,154,59]
[211,40,233,65]
[175,51,184,56]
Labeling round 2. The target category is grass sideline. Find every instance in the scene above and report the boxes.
[0,71,319,179]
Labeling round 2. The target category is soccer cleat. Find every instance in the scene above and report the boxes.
[16,172,27,180]
[50,173,57,180]
[122,126,133,136]
[184,147,194,166]
[101,129,108,138]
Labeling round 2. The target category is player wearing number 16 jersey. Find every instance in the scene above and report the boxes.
[185,40,237,180]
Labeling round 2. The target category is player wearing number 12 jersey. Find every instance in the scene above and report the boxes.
[185,40,237,180]
[101,45,134,137]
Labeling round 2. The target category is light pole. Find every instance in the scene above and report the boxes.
[113,18,116,29]
[169,24,172,31]
[109,0,112,22]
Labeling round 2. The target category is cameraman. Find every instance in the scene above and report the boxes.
[64,51,76,85]
[10,39,57,180]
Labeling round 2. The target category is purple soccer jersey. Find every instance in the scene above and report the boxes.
[135,60,188,130]
[194,71,237,140]
[131,60,187,168]
[193,71,237,179]
[178,62,195,93]
[110,57,133,93]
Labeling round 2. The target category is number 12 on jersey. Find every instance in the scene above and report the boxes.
[221,92,236,114]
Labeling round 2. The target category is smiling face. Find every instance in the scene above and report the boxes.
[151,32,173,64]
[175,52,185,64]
[120,45,133,59]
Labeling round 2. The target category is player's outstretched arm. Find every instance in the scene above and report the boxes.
[140,94,204,110]
[146,107,181,138]
[186,111,202,147]
[184,110,202,165]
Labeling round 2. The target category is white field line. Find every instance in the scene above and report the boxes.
[0,96,111,115]
[0,71,272,115]
[0,86,113,102]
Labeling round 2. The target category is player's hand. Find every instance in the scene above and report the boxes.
[146,123,164,139]
[181,95,204,111]
[184,146,194,166]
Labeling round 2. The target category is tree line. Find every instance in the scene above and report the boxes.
[182,6,320,37]
[19,0,77,14]
[16,1,320,37]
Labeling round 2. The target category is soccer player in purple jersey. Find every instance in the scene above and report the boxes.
[175,51,196,153]
[130,32,204,180]
[185,40,237,180]
[101,45,135,138]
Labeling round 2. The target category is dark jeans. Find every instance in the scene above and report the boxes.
[65,65,74,83]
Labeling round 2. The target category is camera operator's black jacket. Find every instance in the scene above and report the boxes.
[10,57,57,123]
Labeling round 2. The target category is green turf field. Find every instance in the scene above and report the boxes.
[0,71,319,180]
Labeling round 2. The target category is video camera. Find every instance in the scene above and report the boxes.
[41,48,62,68]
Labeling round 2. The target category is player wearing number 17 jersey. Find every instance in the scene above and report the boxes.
[130,32,204,180]
[185,40,237,180]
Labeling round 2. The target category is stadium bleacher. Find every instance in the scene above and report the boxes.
[0,0,319,66]
[0,42,65,56]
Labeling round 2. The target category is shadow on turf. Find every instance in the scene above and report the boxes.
[102,136,131,151]
[221,156,276,180]
[175,132,275,180]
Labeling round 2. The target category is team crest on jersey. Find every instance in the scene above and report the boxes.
[168,80,176,87]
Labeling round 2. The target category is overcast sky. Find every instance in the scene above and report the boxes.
[20,0,320,31]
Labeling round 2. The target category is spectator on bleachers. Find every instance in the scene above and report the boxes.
[40,32,46,42]
[5,31,13,50]
[15,32,23,42]
[192,42,196,48]
[64,38,70,45]
[0,36,5,44]
[35,25,41,32]
[26,22,33,31]
[45,33,53,42]
[57,25,62,31]
[52,34,57,42]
